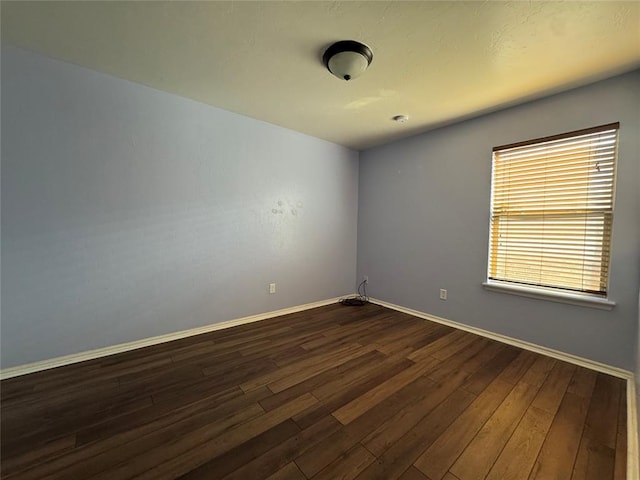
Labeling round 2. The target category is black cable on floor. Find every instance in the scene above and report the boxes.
[340,279,369,306]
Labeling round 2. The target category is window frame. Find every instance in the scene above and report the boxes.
[483,123,619,310]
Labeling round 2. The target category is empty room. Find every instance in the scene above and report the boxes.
[1,2,639,479]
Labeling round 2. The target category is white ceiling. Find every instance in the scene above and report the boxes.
[2,1,639,150]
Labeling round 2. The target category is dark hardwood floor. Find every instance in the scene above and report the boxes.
[0,302,628,479]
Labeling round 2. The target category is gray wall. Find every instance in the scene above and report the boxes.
[358,71,640,370]
[1,46,359,368]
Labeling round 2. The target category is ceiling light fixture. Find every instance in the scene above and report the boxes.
[323,40,373,81]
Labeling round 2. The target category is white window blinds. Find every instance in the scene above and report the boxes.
[488,123,619,296]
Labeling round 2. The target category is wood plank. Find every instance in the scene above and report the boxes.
[566,367,598,398]
[528,392,590,480]
[75,384,245,447]
[530,361,575,414]
[458,340,505,374]
[366,322,432,349]
[129,394,317,480]
[268,344,377,393]
[2,392,155,459]
[239,343,360,392]
[265,462,306,480]
[430,333,480,361]
[426,337,491,384]
[398,466,429,480]
[259,349,384,411]
[519,355,556,387]
[485,406,553,480]
[571,436,615,480]
[374,323,449,356]
[0,435,76,478]
[354,388,475,480]
[414,378,514,480]
[407,330,467,362]
[496,349,538,384]
[313,444,376,480]
[295,376,438,478]
[292,355,416,430]
[175,419,301,479]
[6,399,267,480]
[222,415,342,480]
[354,317,426,347]
[449,379,540,480]
[311,350,412,401]
[460,346,521,395]
[332,356,439,425]
[613,388,627,480]
[582,373,622,449]
[300,318,389,351]
[443,474,463,480]
[362,369,474,457]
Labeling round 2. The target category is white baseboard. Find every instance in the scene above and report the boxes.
[370,298,632,379]
[0,296,345,380]
[370,297,638,479]
[628,379,639,480]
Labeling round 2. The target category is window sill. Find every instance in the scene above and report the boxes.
[482,281,616,310]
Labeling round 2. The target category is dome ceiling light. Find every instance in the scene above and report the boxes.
[322,40,373,81]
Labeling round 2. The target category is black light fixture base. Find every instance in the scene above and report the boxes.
[323,40,373,80]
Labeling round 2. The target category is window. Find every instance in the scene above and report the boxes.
[487,123,619,301]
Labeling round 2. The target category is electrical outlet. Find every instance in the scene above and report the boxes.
[439,289,447,300]
[363,276,369,283]
[269,283,276,294]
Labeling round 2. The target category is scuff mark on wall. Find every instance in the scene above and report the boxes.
[271,199,303,217]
